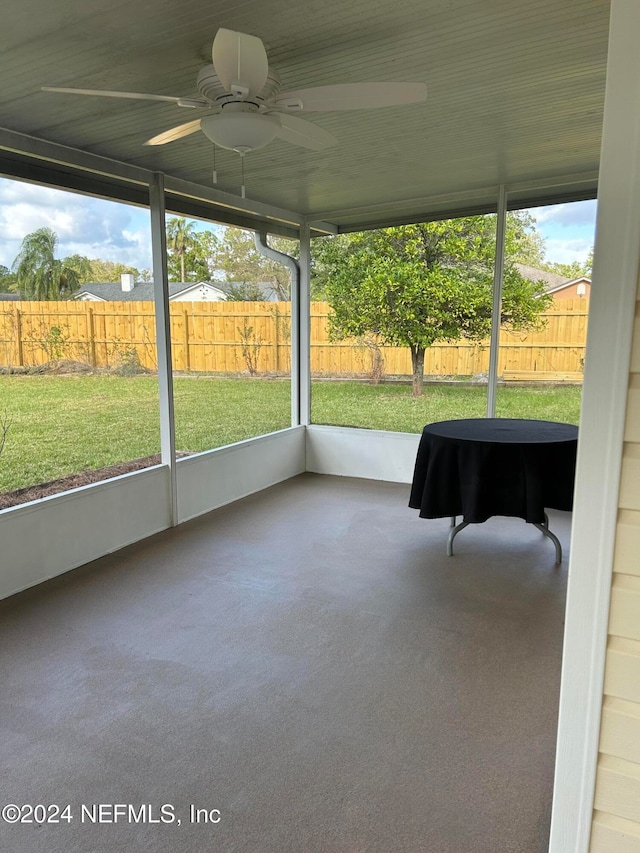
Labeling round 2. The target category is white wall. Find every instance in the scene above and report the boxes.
[176,426,306,523]
[0,428,306,600]
[0,424,414,601]
[306,425,421,483]
[0,465,171,600]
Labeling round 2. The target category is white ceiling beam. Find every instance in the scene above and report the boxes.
[302,171,598,232]
[163,175,304,229]
[0,125,151,186]
[310,186,501,224]
[0,126,306,235]
[306,219,340,235]
[506,170,599,194]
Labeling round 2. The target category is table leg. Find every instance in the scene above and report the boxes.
[447,520,470,556]
[532,521,562,565]
[445,512,562,562]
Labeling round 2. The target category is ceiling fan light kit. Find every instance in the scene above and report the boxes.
[200,112,280,153]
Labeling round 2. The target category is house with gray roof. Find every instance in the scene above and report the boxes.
[73,274,282,302]
[74,274,227,303]
[515,263,590,299]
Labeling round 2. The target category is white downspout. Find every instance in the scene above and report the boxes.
[150,173,177,526]
[254,231,303,426]
[486,184,507,417]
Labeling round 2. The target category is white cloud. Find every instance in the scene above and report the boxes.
[528,199,596,266]
[0,178,152,270]
[534,200,597,227]
[544,237,593,266]
[0,202,77,245]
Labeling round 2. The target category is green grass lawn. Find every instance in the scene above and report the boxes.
[312,381,582,431]
[0,374,582,494]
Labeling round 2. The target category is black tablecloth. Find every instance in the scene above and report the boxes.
[409,418,578,524]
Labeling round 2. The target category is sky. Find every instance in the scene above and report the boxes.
[0,176,597,274]
[531,200,597,266]
[0,178,153,273]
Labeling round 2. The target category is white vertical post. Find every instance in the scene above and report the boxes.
[549,0,640,849]
[149,173,177,525]
[298,222,312,425]
[486,185,507,417]
[289,242,301,427]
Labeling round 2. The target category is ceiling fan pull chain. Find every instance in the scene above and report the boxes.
[240,153,246,199]
[212,144,218,185]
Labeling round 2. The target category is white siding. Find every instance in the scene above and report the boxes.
[591,285,640,850]
[169,285,226,302]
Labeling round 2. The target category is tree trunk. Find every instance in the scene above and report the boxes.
[410,346,425,396]
[180,252,186,282]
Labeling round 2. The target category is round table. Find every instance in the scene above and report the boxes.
[409,418,578,562]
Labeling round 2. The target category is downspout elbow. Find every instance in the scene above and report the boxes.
[253,232,299,297]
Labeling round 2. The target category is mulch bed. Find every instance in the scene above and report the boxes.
[0,455,171,510]
[0,356,189,510]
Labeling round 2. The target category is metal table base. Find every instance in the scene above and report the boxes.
[447,512,563,564]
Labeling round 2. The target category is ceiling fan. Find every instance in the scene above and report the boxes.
[42,29,428,155]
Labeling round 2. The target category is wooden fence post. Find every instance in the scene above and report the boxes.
[87,307,97,367]
[273,307,280,373]
[183,309,191,371]
[15,308,24,366]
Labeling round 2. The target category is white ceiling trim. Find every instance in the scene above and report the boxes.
[306,171,598,233]
[0,125,304,237]
[0,122,599,237]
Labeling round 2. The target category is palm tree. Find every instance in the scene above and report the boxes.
[166,217,197,282]
[11,228,85,300]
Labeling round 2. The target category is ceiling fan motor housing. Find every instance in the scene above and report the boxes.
[196,64,282,106]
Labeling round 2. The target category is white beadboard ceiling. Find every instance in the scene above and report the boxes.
[0,0,609,230]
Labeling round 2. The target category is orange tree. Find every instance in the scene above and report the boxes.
[315,216,551,396]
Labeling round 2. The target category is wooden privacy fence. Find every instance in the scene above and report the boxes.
[311,298,589,380]
[0,298,589,380]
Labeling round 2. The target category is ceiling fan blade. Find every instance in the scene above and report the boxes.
[275,82,428,112]
[145,119,203,146]
[273,114,337,150]
[42,86,209,108]
[212,29,268,98]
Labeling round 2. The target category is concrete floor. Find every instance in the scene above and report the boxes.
[0,474,570,853]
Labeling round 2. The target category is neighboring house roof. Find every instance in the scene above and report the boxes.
[73,281,228,302]
[546,275,591,295]
[167,282,228,301]
[515,263,591,296]
[73,280,281,302]
[515,263,570,291]
[0,293,21,301]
